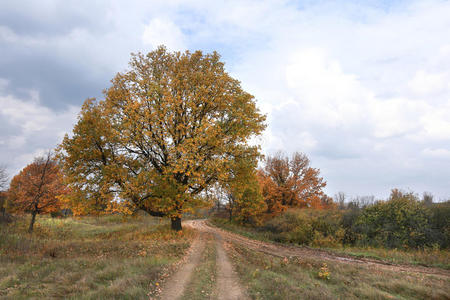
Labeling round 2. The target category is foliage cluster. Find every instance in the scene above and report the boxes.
[220,151,330,226]
[263,209,344,247]
[58,46,266,230]
[219,189,450,251]
[344,190,449,249]
[257,152,328,215]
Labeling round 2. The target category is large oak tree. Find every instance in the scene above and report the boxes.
[59,46,266,230]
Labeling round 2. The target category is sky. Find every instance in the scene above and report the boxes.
[0,0,449,200]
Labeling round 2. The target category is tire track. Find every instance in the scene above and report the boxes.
[158,232,207,300]
[215,234,249,300]
[186,219,450,278]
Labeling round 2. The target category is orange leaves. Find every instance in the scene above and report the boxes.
[258,152,327,215]
[7,153,66,216]
[59,46,266,226]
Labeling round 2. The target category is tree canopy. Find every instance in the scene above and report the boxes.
[59,46,266,230]
[222,150,266,225]
[8,153,65,232]
[258,152,327,215]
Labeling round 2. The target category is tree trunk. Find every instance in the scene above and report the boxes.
[171,216,182,231]
[28,211,37,233]
[228,208,233,222]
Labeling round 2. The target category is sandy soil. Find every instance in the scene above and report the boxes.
[214,234,249,300]
[158,233,207,300]
[158,222,249,300]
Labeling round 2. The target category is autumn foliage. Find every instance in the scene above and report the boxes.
[59,46,266,230]
[258,152,327,215]
[222,151,266,225]
[7,153,66,232]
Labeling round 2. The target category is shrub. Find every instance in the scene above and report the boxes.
[354,190,431,249]
[263,209,343,246]
[428,201,450,248]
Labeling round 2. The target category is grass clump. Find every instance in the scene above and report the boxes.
[0,214,194,299]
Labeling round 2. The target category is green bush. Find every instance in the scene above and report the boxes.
[227,190,449,250]
[354,191,431,249]
[263,209,343,246]
[428,201,450,248]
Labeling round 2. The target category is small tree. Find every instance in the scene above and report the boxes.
[222,150,266,224]
[422,192,433,207]
[0,165,8,216]
[334,192,346,209]
[258,152,327,215]
[8,153,65,233]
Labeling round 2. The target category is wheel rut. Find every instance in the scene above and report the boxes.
[187,219,450,278]
[215,234,249,300]
[158,232,207,300]
[158,221,249,300]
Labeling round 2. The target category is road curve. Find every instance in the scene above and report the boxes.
[185,219,450,278]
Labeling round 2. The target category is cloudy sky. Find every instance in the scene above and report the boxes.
[1,0,449,199]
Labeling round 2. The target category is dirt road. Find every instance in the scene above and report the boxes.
[187,219,450,278]
[158,222,249,300]
[158,219,449,299]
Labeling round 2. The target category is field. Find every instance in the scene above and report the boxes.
[0,214,194,299]
[207,218,450,299]
[211,217,450,269]
[227,242,449,300]
[1,215,449,299]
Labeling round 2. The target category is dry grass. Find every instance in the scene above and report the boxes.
[227,242,450,300]
[211,217,450,269]
[0,214,194,299]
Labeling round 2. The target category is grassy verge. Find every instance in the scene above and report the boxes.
[181,234,217,300]
[211,217,450,269]
[0,214,194,299]
[227,242,450,300]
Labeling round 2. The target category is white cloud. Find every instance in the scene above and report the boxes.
[224,0,450,198]
[423,147,450,158]
[1,0,450,198]
[142,18,186,51]
[408,70,448,96]
[0,80,79,175]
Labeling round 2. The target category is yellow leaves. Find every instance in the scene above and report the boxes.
[318,263,331,280]
[59,46,266,222]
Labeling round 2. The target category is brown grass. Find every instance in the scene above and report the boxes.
[227,242,450,299]
[0,214,194,299]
